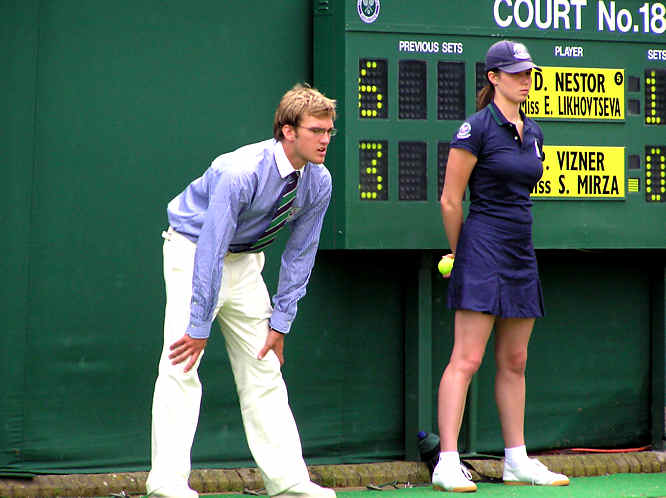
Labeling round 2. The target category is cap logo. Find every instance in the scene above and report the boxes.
[512,43,531,60]
[456,122,472,139]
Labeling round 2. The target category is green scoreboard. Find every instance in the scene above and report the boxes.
[314,0,666,249]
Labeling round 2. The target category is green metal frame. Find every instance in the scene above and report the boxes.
[404,253,434,460]
[651,265,666,449]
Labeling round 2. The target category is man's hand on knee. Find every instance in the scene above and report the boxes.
[169,333,207,372]
[258,329,285,366]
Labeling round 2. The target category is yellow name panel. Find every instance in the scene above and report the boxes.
[523,67,625,120]
[532,145,625,199]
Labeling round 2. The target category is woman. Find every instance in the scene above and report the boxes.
[433,40,570,493]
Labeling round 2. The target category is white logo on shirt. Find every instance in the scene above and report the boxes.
[457,122,472,139]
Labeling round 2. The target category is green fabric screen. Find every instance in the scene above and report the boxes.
[1,0,404,474]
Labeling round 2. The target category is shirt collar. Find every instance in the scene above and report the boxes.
[274,140,300,179]
[488,101,527,128]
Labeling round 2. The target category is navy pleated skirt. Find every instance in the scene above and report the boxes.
[447,213,545,318]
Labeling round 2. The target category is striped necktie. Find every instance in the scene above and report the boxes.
[248,170,300,252]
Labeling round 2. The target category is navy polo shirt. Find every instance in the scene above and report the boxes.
[450,102,544,225]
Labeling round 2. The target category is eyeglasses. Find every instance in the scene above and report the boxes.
[298,126,338,137]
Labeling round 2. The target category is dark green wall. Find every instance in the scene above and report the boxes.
[1,0,663,475]
[2,0,39,470]
[1,0,406,474]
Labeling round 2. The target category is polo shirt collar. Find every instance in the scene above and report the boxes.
[274,140,299,179]
[488,101,527,127]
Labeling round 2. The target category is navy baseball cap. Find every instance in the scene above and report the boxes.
[485,40,540,73]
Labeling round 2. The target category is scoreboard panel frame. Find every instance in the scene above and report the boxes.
[314,0,666,250]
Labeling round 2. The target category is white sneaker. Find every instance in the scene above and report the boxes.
[503,458,570,486]
[432,461,477,493]
[274,481,336,498]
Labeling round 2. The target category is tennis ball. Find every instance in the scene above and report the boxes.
[438,257,454,277]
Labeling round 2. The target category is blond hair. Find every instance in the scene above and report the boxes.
[273,83,337,140]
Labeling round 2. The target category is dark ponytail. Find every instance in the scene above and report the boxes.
[476,69,497,110]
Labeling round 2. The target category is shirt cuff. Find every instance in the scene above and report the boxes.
[269,310,293,334]
[186,321,213,339]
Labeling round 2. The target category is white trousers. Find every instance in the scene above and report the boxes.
[146,228,310,496]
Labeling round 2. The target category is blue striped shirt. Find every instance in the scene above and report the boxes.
[167,139,332,339]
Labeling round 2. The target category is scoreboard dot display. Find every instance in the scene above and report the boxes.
[399,60,427,119]
[398,141,427,200]
[359,140,388,200]
[645,146,666,202]
[359,59,388,119]
[644,69,665,125]
[437,61,466,120]
[475,62,487,98]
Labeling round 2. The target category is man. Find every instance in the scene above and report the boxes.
[146,84,337,498]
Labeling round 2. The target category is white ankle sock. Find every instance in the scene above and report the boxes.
[504,445,529,467]
[439,451,460,466]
